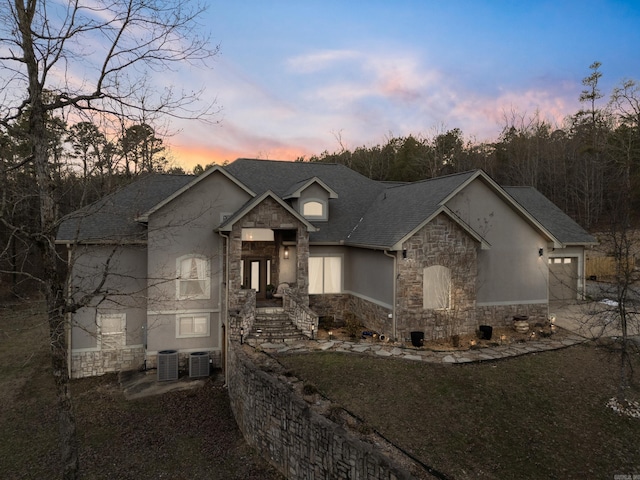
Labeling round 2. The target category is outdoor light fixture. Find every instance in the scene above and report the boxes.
[470,339,477,347]
[538,248,544,257]
[283,246,289,259]
[402,249,407,259]
[240,327,244,345]
[311,324,315,339]
[500,334,507,344]
[328,330,333,340]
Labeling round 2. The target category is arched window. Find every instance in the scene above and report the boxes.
[423,265,451,309]
[302,199,327,220]
[177,255,210,299]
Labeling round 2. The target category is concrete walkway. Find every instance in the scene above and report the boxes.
[550,300,640,340]
[258,332,586,364]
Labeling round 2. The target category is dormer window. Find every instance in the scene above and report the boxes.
[282,177,337,222]
[302,199,327,220]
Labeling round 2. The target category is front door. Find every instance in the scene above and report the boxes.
[244,257,271,299]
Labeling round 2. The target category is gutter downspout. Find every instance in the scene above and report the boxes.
[218,231,231,387]
[383,250,397,341]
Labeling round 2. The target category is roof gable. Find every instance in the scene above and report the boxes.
[135,166,255,222]
[345,171,478,249]
[282,177,339,200]
[225,159,384,243]
[216,190,318,233]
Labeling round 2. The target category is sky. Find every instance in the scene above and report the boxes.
[162,1,640,170]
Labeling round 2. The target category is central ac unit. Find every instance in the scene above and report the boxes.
[189,351,210,378]
[157,350,179,381]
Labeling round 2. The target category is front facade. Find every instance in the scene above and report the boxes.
[57,160,596,378]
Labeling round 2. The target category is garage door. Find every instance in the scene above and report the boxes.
[548,257,578,301]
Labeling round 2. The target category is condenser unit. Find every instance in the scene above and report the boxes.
[189,352,210,378]
[157,350,179,381]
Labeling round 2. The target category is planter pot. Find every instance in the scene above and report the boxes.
[410,331,424,348]
[513,320,530,333]
[479,325,493,340]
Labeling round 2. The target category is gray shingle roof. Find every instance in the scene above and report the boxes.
[224,159,385,243]
[346,171,477,248]
[57,160,595,250]
[57,174,193,242]
[504,186,597,245]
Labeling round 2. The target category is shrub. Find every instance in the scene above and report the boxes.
[344,312,362,338]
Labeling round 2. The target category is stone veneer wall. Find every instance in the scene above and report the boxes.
[310,294,392,338]
[71,346,145,379]
[396,214,478,342]
[476,303,548,327]
[73,348,222,379]
[283,289,318,336]
[227,342,420,480]
[228,196,310,311]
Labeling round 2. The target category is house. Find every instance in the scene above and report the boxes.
[56,159,596,378]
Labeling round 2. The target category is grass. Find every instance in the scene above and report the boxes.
[278,344,640,479]
[0,300,282,480]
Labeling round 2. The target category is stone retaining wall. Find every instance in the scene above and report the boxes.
[227,342,427,479]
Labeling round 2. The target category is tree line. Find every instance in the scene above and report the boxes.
[301,62,640,231]
[1,114,179,295]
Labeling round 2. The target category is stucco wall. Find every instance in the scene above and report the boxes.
[145,170,250,353]
[446,177,549,304]
[227,342,421,480]
[70,245,147,350]
[344,247,394,306]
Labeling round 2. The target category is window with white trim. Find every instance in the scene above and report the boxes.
[302,199,327,220]
[177,255,210,299]
[423,265,451,309]
[98,313,126,350]
[309,256,342,294]
[177,313,210,338]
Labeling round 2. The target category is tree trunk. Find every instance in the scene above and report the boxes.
[17,1,80,476]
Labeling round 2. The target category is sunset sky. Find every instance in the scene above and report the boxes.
[167,1,640,170]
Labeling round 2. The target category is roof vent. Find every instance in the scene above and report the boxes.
[157,350,179,382]
[189,352,210,378]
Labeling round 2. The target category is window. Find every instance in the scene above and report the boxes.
[549,257,573,264]
[177,314,210,338]
[423,265,451,309]
[241,228,274,241]
[98,313,126,350]
[309,256,342,294]
[177,255,210,299]
[302,199,327,220]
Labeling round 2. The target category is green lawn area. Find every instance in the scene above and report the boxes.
[278,344,640,479]
[0,301,281,480]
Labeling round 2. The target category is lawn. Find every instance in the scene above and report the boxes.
[0,301,282,480]
[278,343,640,479]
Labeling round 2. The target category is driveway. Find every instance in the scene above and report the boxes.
[550,299,640,341]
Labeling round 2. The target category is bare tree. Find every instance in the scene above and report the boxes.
[0,1,217,478]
